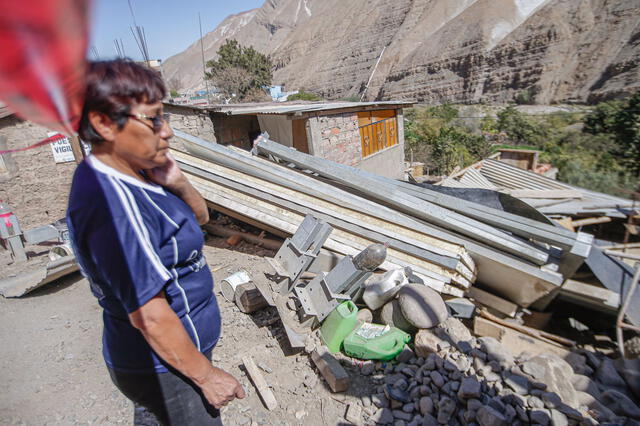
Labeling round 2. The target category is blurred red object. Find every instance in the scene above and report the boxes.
[0,0,90,135]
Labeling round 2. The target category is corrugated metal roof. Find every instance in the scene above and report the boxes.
[171,100,414,115]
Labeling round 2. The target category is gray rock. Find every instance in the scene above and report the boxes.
[437,396,456,424]
[402,403,415,413]
[488,397,506,413]
[478,337,514,365]
[434,317,474,351]
[450,381,460,392]
[453,355,471,373]
[599,389,640,419]
[504,374,529,395]
[522,354,578,408]
[476,406,508,426]
[579,350,601,370]
[414,330,442,357]
[423,354,436,371]
[419,396,434,416]
[401,367,416,377]
[372,408,394,424]
[464,409,477,423]
[528,396,545,409]
[483,369,501,383]
[515,405,529,422]
[394,420,406,426]
[386,373,407,385]
[471,348,487,360]
[541,392,562,409]
[396,345,416,364]
[437,340,451,351]
[393,409,413,421]
[467,399,483,412]
[565,352,593,376]
[594,358,627,388]
[570,374,600,399]
[422,413,438,426]
[430,371,444,388]
[530,408,551,425]
[382,300,417,334]
[613,357,640,400]
[397,284,448,329]
[458,377,482,399]
[504,405,517,422]
[357,308,373,324]
[502,393,526,408]
[443,359,457,372]
[550,409,569,426]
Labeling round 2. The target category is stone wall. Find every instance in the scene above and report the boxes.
[164,104,216,150]
[312,112,362,166]
[0,116,77,229]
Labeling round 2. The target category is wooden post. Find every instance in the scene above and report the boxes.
[242,355,278,410]
[69,135,85,164]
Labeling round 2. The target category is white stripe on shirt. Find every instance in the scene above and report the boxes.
[107,175,172,282]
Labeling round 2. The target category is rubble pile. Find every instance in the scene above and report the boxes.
[313,317,640,426]
[169,130,639,424]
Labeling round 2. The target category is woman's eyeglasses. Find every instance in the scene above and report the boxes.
[126,112,171,133]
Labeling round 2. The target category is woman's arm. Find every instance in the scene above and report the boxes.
[146,154,209,225]
[129,292,245,408]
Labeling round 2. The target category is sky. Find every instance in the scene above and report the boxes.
[89,0,264,62]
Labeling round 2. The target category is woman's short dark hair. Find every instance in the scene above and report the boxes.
[79,59,166,144]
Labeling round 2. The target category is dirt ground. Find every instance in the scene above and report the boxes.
[0,239,364,425]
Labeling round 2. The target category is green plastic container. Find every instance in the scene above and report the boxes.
[320,301,359,353]
[343,322,411,361]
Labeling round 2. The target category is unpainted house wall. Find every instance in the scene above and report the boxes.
[164,104,216,151]
[310,112,362,166]
[308,109,405,179]
[0,116,76,229]
[359,145,405,179]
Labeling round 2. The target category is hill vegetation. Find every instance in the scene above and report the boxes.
[405,93,640,197]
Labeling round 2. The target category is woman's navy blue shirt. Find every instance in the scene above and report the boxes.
[67,155,221,373]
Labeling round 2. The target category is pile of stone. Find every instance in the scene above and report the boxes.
[333,316,640,426]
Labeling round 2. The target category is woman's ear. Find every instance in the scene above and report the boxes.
[88,111,118,142]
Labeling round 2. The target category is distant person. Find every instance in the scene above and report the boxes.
[67,59,244,425]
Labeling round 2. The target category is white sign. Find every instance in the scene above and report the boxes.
[48,132,75,163]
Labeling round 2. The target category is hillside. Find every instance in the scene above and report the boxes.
[162,0,640,103]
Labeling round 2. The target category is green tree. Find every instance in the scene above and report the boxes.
[404,105,492,175]
[287,90,322,101]
[583,92,640,175]
[612,92,640,175]
[496,106,547,145]
[205,39,273,101]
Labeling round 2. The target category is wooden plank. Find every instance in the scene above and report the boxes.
[562,279,620,306]
[311,346,350,393]
[473,317,570,358]
[235,282,269,313]
[478,309,575,347]
[572,216,612,227]
[468,287,518,317]
[242,355,278,410]
[554,217,574,231]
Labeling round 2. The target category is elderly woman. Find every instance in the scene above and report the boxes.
[67,59,244,425]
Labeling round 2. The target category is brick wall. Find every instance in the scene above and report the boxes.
[0,116,76,229]
[314,113,362,166]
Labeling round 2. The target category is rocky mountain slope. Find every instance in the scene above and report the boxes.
[162,0,640,103]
